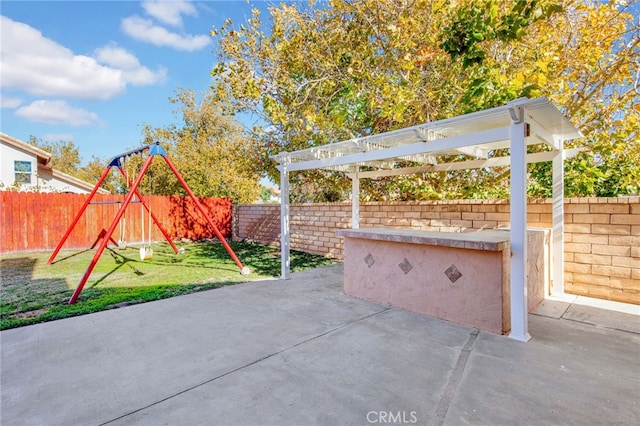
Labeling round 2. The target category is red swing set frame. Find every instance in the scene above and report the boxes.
[47,142,248,304]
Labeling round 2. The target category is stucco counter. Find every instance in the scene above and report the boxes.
[336,228,547,334]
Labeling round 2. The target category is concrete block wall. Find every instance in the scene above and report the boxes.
[233,197,639,305]
[234,203,351,258]
[563,198,640,303]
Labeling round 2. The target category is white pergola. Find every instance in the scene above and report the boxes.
[273,97,582,342]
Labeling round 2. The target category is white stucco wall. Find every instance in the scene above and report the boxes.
[1,136,99,193]
[0,142,37,189]
[36,168,93,194]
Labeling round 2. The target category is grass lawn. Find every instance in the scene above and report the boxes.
[0,241,337,330]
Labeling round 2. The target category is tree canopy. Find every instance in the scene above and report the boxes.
[28,137,120,193]
[209,0,639,201]
[29,137,81,175]
[28,89,262,202]
[139,89,262,204]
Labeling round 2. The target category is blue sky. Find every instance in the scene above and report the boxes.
[1,0,281,164]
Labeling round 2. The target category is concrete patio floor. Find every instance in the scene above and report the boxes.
[1,264,639,426]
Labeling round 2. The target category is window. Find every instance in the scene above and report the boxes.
[14,160,32,184]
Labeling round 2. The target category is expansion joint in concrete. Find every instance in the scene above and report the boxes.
[432,328,479,426]
[99,307,392,425]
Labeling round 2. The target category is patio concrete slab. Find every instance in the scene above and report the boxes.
[1,264,639,426]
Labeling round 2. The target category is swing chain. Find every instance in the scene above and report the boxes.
[118,156,129,249]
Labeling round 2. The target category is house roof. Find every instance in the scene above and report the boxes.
[46,166,110,194]
[1,132,52,166]
[0,132,109,194]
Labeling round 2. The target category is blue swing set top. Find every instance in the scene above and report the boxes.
[107,142,167,168]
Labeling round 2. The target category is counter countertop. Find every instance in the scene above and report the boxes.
[336,228,512,251]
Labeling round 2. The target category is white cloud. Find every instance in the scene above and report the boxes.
[121,16,210,51]
[142,0,197,27]
[94,45,141,69]
[41,133,75,142]
[1,96,22,108]
[0,16,166,100]
[16,100,102,126]
[94,44,167,85]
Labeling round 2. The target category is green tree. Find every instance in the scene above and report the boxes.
[29,136,119,193]
[209,0,639,200]
[140,88,261,203]
[29,136,81,175]
[441,0,639,197]
[76,155,120,194]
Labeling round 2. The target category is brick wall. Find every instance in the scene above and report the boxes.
[564,198,639,303]
[234,197,639,305]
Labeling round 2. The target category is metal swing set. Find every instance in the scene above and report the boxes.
[47,142,250,304]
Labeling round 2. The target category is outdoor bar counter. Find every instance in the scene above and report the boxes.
[336,228,546,335]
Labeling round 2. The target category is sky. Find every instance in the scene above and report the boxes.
[3,0,637,168]
[0,0,281,164]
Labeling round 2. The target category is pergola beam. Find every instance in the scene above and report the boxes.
[284,126,510,172]
[349,148,583,179]
[528,118,561,149]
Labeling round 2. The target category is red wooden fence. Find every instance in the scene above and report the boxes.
[0,192,233,254]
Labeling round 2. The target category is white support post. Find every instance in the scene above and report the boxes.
[352,168,360,229]
[279,162,291,280]
[551,140,565,296]
[508,106,531,342]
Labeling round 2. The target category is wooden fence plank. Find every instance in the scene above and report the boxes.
[33,192,42,249]
[20,192,28,251]
[0,192,12,252]
[0,192,232,254]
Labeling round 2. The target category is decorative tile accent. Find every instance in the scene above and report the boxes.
[364,253,375,268]
[444,264,463,283]
[398,258,413,275]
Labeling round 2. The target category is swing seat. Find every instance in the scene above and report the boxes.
[139,246,153,261]
[118,239,128,249]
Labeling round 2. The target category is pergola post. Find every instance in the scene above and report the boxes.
[352,168,360,229]
[279,161,291,280]
[508,106,531,342]
[552,140,565,296]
